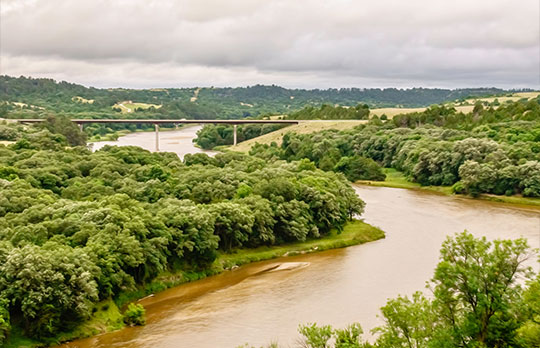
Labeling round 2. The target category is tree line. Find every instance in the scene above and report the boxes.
[194,123,287,149]
[1,76,516,123]
[248,98,540,197]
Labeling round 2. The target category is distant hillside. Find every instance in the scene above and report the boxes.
[0,75,521,121]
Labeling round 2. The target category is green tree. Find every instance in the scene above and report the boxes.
[40,114,87,146]
[0,243,98,338]
[430,232,532,347]
[333,156,386,182]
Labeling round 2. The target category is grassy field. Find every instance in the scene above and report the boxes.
[10,102,45,110]
[370,107,426,118]
[357,168,540,208]
[459,91,540,105]
[356,168,453,194]
[112,101,162,113]
[229,120,367,152]
[72,96,94,104]
[368,92,539,119]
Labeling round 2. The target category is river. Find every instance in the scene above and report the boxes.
[61,127,540,348]
[91,125,217,159]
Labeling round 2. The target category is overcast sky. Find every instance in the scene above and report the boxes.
[1,0,539,89]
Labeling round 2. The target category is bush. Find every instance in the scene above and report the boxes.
[0,299,10,345]
[333,155,386,182]
[123,303,146,326]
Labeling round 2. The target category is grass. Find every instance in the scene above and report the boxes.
[369,92,540,119]
[218,219,384,268]
[370,107,427,118]
[112,101,162,113]
[72,96,94,104]
[356,168,453,195]
[229,120,367,152]
[115,220,384,308]
[357,168,540,208]
[10,102,44,110]
[5,299,124,348]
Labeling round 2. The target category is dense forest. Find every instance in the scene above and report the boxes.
[0,75,516,122]
[0,118,366,345]
[194,123,288,149]
[288,232,539,348]
[286,103,370,120]
[245,98,540,197]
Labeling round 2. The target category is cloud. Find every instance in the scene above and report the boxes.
[1,0,538,88]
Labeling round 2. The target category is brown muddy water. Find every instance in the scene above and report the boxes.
[62,131,540,348]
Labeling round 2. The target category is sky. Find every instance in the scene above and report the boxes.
[1,0,539,89]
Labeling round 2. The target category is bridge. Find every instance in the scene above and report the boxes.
[10,118,301,150]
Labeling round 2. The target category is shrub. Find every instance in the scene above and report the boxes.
[123,303,146,326]
[0,299,10,345]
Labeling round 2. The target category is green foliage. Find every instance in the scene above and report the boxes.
[38,114,87,146]
[122,303,146,326]
[0,76,510,122]
[333,156,386,182]
[0,243,98,339]
[431,232,532,347]
[299,323,366,348]
[299,323,333,348]
[287,103,370,120]
[195,123,287,149]
[249,98,540,197]
[373,292,437,348]
[0,299,10,345]
[515,275,540,346]
[0,124,365,342]
[250,131,386,182]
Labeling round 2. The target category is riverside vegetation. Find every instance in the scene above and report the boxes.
[0,117,383,346]
[254,232,539,348]
[234,98,540,201]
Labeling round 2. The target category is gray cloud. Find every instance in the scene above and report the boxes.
[1,0,538,88]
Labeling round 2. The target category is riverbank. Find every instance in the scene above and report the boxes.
[357,168,540,209]
[116,220,384,307]
[6,220,383,348]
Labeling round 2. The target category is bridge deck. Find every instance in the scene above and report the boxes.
[10,119,300,125]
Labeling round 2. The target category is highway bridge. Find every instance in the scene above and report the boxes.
[8,118,301,149]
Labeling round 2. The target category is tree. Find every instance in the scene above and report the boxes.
[333,156,386,182]
[40,114,87,146]
[0,243,99,338]
[431,232,532,347]
[374,292,438,348]
[516,275,540,346]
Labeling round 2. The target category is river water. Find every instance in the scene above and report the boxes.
[62,128,540,348]
[91,125,217,159]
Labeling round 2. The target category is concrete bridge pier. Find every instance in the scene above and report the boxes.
[233,124,237,146]
[79,123,83,132]
[154,124,159,151]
